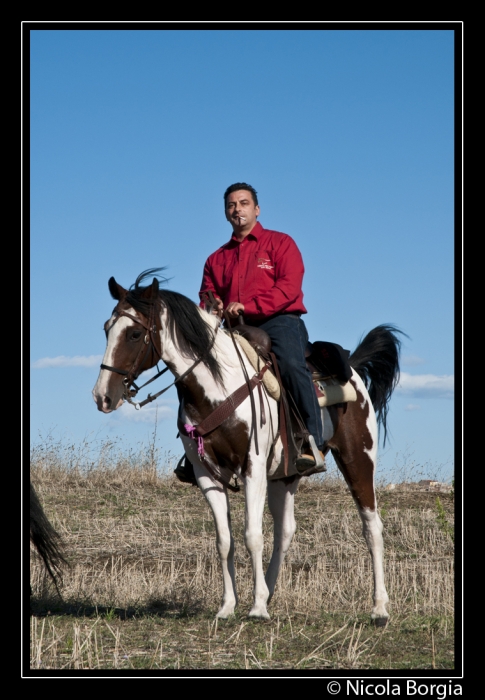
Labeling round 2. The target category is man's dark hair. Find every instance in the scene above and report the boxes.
[223,183,259,207]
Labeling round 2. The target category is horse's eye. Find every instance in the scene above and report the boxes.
[130,330,142,341]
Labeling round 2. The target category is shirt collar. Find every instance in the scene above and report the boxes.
[230,220,262,243]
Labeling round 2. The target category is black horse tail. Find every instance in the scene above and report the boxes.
[349,324,406,446]
[30,481,68,596]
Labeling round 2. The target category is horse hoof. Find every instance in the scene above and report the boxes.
[248,609,270,620]
[372,616,389,628]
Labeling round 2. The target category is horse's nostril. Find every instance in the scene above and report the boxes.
[103,396,112,409]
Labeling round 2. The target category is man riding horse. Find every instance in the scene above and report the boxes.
[175,182,325,483]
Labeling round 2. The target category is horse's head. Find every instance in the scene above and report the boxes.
[92,275,161,413]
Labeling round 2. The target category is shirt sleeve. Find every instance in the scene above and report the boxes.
[243,235,305,317]
[199,257,221,309]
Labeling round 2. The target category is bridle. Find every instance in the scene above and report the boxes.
[100,301,216,409]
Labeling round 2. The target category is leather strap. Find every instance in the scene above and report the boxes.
[269,351,290,476]
[257,382,266,428]
[222,308,261,455]
[194,363,270,437]
[181,363,270,494]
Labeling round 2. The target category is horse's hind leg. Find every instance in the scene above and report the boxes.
[193,464,238,619]
[265,476,300,603]
[330,426,389,625]
[359,502,389,625]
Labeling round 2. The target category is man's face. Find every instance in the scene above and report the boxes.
[225,190,260,234]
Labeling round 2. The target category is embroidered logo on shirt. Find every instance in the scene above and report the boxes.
[257,257,274,270]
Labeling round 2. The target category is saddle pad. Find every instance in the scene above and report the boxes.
[316,380,357,406]
[234,335,281,400]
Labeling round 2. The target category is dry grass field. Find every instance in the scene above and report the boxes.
[27,436,456,673]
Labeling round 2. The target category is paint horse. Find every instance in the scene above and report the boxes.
[93,269,403,625]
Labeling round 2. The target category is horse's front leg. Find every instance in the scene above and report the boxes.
[243,461,271,619]
[265,476,300,603]
[193,462,238,619]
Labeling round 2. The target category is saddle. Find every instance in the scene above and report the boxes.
[178,292,355,485]
[233,316,355,401]
[174,311,357,488]
[232,316,356,478]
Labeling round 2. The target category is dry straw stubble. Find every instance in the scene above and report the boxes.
[28,436,455,671]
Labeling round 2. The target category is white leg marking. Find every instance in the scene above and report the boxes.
[192,461,238,619]
[243,460,271,619]
[359,506,389,620]
[265,478,299,602]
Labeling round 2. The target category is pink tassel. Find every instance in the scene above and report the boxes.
[184,423,204,457]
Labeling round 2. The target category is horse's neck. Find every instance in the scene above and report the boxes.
[158,310,244,393]
[157,308,216,376]
[157,330,198,379]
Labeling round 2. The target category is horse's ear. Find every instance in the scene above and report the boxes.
[151,277,160,297]
[140,277,160,299]
[108,277,126,301]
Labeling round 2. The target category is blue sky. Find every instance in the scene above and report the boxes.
[27,24,460,482]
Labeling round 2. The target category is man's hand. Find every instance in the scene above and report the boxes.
[209,297,224,318]
[225,302,245,319]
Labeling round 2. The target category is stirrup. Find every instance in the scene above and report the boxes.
[174,455,198,486]
[295,435,326,474]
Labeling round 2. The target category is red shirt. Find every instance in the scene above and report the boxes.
[199,221,307,322]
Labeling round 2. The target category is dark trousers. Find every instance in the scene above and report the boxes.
[256,314,324,450]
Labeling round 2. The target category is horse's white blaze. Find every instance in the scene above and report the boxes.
[358,506,389,619]
[92,310,137,412]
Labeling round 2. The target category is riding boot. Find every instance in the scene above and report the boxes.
[174,455,198,486]
[295,442,327,476]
